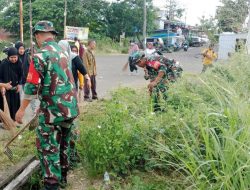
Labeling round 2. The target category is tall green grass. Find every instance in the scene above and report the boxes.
[152,53,250,189]
[78,53,250,189]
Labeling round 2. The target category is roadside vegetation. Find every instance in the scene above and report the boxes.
[78,52,250,189]
[0,52,250,189]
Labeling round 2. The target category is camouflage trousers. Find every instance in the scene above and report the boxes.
[150,82,168,112]
[69,122,80,166]
[36,120,73,185]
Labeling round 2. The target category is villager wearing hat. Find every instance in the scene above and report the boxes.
[15,21,79,190]
[0,47,22,120]
[131,51,169,112]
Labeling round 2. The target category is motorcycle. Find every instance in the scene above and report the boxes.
[182,41,189,52]
[173,42,182,52]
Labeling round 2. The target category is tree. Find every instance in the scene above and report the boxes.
[0,0,156,41]
[0,0,15,11]
[199,15,217,42]
[104,0,156,40]
[0,0,109,39]
[165,0,185,21]
[216,0,249,32]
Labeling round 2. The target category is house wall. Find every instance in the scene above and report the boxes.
[218,33,247,59]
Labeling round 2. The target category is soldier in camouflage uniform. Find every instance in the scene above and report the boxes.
[15,21,79,190]
[131,51,168,112]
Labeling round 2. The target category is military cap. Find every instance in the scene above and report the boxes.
[33,20,59,35]
[131,51,145,65]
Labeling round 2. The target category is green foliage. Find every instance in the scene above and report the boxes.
[78,52,250,189]
[165,0,185,21]
[0,0,14,11]
[21,171,42,190]
[215,0,249,32]
[152,53,250,189]
[94,37,124,54]
[0,0,157,41]
[105,0,157,40]
[78,88,153,176]
[199,16,217,43]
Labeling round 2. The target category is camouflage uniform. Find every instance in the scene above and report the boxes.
[144,60,168,112]
[24,21,79,187]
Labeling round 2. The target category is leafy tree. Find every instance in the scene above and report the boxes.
[67,0,109,35]
[215,0,249,32]
[0,0,156,41]
[104,0,157,40]
[165,0,185,21]
[199,15,217,42]
[0,0,110,39]
[0,0,15,11]
[0,0,65,39]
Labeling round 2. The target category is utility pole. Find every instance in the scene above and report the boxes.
[64,0,67,39]
[246,0,250,54]
[19,0,23,42]
[143,0,147,49]
[29,0,33,57]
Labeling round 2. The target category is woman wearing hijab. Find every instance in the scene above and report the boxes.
[15,41,30,90]
[58,40,91,90]
[0,47,22,120]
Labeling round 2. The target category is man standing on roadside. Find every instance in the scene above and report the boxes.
[83,40,98,101]
[15,21,79,190]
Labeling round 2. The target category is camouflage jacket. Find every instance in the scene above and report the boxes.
[24,38,79,124]
[144,60,168,83]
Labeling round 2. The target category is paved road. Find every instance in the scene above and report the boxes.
[95,46,203,98]
[0,46,205,134]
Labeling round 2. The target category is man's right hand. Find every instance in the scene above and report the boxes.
[86,79,91,89]
[1,87,6,96]
[4,81,12,90]
[15,109,25,124]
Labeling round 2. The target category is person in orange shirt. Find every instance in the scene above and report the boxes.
[202,44,217,72]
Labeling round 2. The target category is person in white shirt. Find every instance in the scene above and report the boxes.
[145,42,156,57]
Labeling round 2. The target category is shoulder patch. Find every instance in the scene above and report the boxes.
[147,61,161,70]
[26,60,40,85]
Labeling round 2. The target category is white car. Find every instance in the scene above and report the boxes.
[201,36,210,44]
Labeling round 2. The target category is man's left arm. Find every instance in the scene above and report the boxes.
[148,65,166,90]
[16,57,42,123]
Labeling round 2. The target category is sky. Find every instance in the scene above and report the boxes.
[106,0,222,26]
[153,0,221,25]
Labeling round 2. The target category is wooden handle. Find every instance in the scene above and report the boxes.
[5,116,38,148]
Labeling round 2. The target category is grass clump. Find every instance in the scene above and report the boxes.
[78,53,250,189]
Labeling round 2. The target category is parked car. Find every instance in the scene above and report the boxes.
[200,35,209,45]
[189,36,203,47]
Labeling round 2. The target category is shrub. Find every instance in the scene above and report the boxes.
[151,53,250,189]
[77,53,250,189]
[78,88,153,176]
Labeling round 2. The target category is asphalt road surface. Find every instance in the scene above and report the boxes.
[95,46,204,98]
[0,46,205,134]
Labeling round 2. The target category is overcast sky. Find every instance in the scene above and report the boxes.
[107,0,221,25]
[153,0,221,25]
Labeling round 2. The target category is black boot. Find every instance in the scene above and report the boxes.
[43,183,59,190]
[60,170,68,189]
